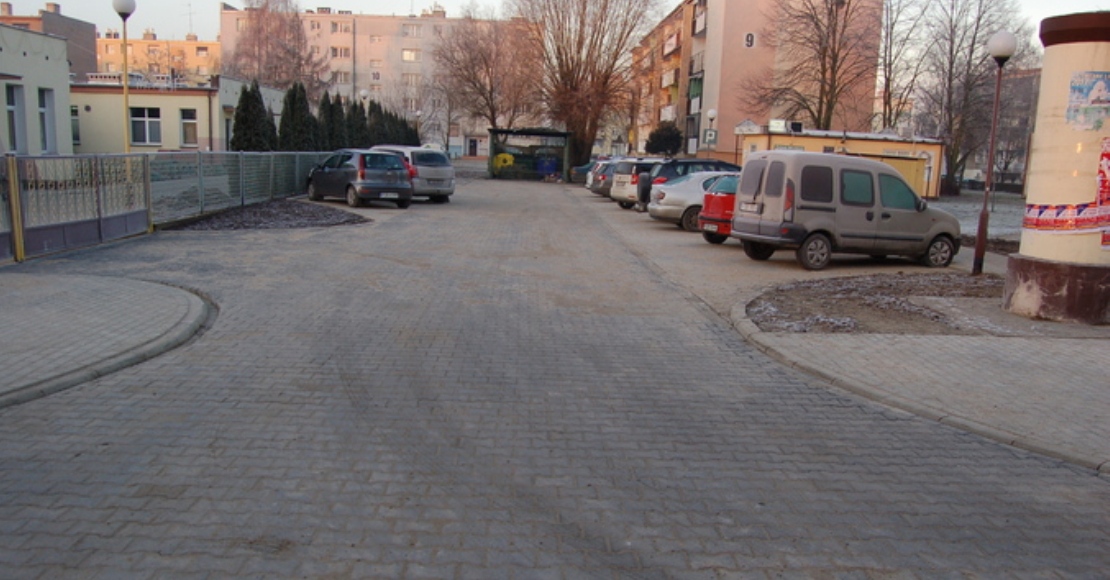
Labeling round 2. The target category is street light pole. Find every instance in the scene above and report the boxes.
[972,30,1017,275]
[113,0,136,153]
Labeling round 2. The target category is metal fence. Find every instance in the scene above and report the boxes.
[1,151,329,262]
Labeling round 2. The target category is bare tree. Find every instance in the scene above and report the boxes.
[223,0,330,100]
[746,0,882,131]
[877,0,931,132]
[509,0,658,165]
[914,0,1034,194]
[432,12,541,133]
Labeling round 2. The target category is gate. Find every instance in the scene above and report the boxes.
[9,155,150,260]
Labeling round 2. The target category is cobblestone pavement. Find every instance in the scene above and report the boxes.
[2,181,1108,577]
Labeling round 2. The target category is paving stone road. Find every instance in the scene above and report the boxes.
[1,180,1108,578]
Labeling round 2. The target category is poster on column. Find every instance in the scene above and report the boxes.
[1102,138,1110,249]
[1067,71,1110,131]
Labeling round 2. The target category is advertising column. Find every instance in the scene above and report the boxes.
[1004,12,1110,324]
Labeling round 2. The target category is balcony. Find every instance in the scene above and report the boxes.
[689,51,704,76]
[662,33,680,57]
[693,10,706,36]
[661,68,678,89]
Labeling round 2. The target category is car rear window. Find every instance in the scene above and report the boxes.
[763,161,785,198]
[615,161,636,174]
[362,153,405,170]
[710,175,739,194]
[413,151,450,166]
[738,160,766,196]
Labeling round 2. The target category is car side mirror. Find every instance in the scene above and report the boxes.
[916,198,927,212]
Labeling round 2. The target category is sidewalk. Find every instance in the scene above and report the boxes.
[731,249,1110,473]
[1,237,1106,472]
[0,273,210,408]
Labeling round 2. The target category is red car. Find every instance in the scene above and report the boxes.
[697,173,740,244]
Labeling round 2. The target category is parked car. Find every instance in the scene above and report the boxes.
[588,161,617,197]
[730,151,960,270]
[638,158,742,208]
[609,157,664,209]
[573,159,603,184]
[307,149,413,208]
[370,145,455,203]
[647,171,737,231]
[698,173,741,244]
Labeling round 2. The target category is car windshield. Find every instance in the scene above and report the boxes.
[362,153,405,170]
[413,151,450,166]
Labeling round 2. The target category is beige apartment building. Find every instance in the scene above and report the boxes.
[220,3,475,156]
[631,0,879,160]
[97,30,221,87]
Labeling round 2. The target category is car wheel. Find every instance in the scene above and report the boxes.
[346,186,361,208]
[307,181,321,201]
[617,201,634,209]
[702,232,728,245]
[680,206,701,232]
[743,240,776,261]
[396,200,411,209]
[919,235,955,268]
[796,233,831,270]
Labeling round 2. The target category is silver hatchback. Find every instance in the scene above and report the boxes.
[371,145,455,203]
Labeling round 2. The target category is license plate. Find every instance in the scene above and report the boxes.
[739,202,760,213]
[703,224,718,232]
[380,192,399,199]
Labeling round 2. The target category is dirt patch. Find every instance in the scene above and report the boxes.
[747,272,1007,335]
[164,198,367,231]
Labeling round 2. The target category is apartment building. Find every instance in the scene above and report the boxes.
[0,2,96,83]
[632,0,879,160]
[97,30,221,87]
[220,3,469,154]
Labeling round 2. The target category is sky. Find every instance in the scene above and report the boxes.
[6,0,1109,42]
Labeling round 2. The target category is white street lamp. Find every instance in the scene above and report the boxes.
[972,30,1017,275]
[113,0,136,153]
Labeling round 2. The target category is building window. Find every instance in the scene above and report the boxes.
[402,24,421,37]
[309,21,320,30]
[195,46,209,57]
[369,35,382,43]
[236,18,246,31]
[402,73,420,87]
[369,59,383,68]
[331,21,350,33]
[331,46,351,58]
[38,89,55,154]
[367,85,382,93]
[105,44,117,55]
[401,49,421,62]
[180,109,197,147]
[130,107,161,145]
[311,46,320,55]
[332,71,351,84]
[404,97,418,112]
[71,105,80,145]
[5,85,24,153]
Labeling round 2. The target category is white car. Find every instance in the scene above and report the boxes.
[647,171,738,231]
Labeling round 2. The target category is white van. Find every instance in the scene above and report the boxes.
[729,151,960,270]
[370,145,455,203]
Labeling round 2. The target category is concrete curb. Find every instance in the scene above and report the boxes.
[728,292,1108,474]
[0,287,213,409]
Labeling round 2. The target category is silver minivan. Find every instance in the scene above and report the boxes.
[370,145,455,203]
[730,151,960,270]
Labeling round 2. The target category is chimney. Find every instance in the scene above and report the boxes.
[1,3,12,17]
[186,33,198,41]
[45,3,60,13]
[142,29,156,40]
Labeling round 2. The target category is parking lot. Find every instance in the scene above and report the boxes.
[1,176,1106,577]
